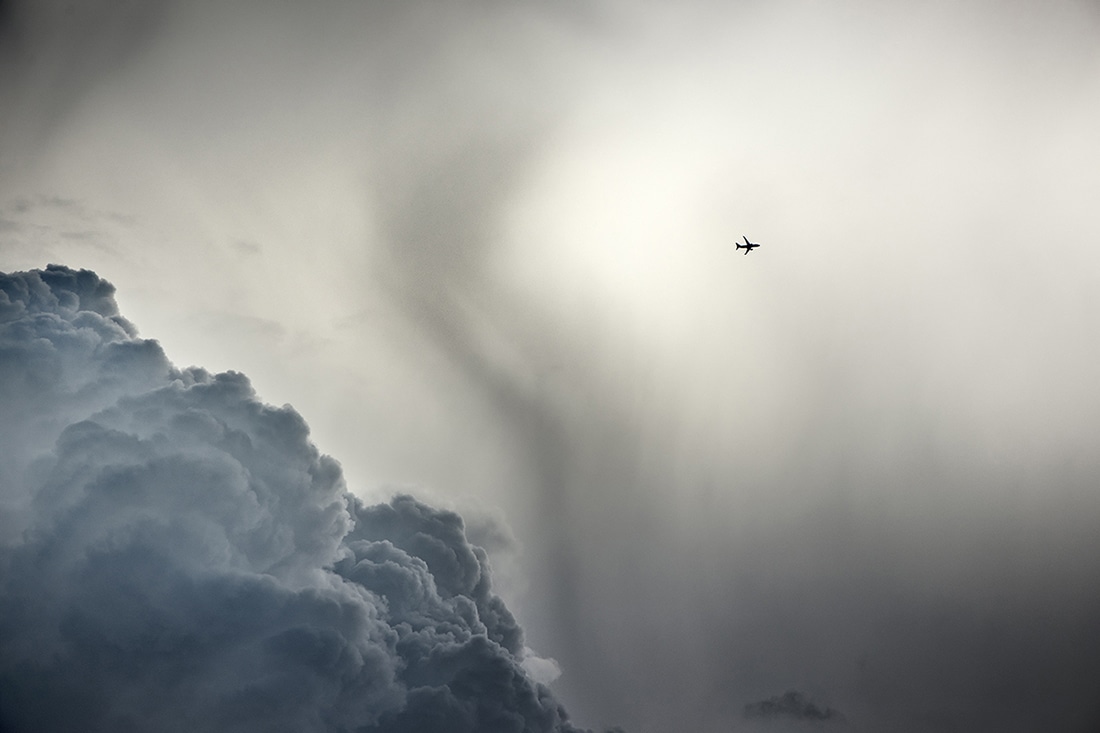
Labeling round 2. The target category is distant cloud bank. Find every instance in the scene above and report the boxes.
[0,265,609,733]
[744,690,844,723]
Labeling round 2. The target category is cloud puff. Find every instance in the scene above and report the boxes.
[743,691,844,724]
[0,265,603,733]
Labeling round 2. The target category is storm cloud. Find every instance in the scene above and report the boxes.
[0,265,599,733]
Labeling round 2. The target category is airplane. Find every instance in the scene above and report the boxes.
[735,235,761,254]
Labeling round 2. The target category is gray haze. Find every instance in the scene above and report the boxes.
[3,1,1100,731]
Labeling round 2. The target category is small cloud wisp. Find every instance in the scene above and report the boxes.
[744,690,844,724]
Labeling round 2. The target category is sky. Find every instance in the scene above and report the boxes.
[2,1,1100,731]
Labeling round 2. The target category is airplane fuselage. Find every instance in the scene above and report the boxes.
[737,236,761,254]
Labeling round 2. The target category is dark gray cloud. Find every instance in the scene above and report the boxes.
[744,691,844,724]
[0,265,608,733]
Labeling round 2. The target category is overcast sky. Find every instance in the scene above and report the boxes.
[3,1,1100,731]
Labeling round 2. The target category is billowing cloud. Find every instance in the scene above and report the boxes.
[0,265,605,733]
[744,691,844,724]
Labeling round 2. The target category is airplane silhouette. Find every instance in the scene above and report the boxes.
[735,235,761,254]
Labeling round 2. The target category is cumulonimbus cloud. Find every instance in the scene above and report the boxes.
[0,264,606,733]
